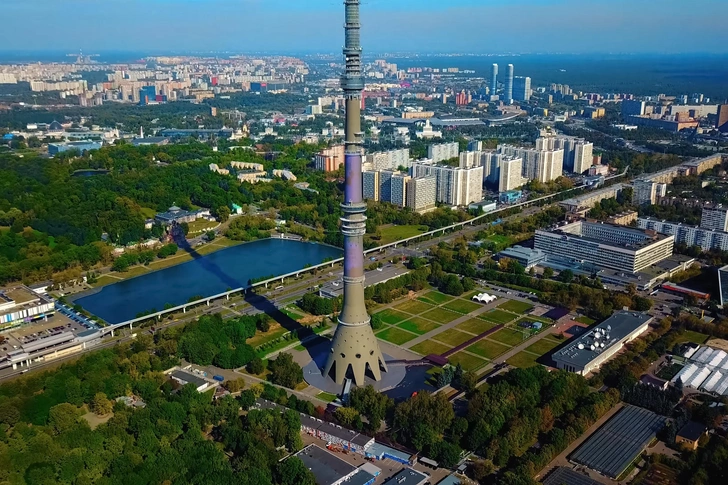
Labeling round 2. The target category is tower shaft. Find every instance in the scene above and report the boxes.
[324,0,387,386]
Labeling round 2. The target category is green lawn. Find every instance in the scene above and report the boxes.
[498,300,534,314]
[397,317,441,335]
[448,352,487,371]
[456,318,498,335]
[247,326,288,348]
[421,307,461,324]
[432,329,474,347]
[674,330,709,345]
[394,299,434,315]
[489,328,527,347]
[411,339,452,356]
[506,351,540,368]
[466,339,511,360]
[375,309,410,325]
[418,291,455,305]
[316,392,338,403]
[371,224,428,245]
[486,234,512,248]
[444,299,482,315]
[187,218,217,235]
[480,309,518,324]
[525,337,562,356]
[574,315,596,325]
[376,327,418,345]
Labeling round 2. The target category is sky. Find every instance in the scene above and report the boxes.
[1,0,727,54]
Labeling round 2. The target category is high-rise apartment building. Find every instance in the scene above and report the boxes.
[638,217,728,252]
[701,204,728,232]
[632,179,657,206]
[499,157,524,192]
[427,142,459,163]
[410,162,483,206]
[717,105,728,133]
[513,76,531,102]
[389,172,410,207]
[556,137,594,174]
[622,99,646,117]
[490,64,498,96]
[362,170,380,201]
[365,148,410,171]
[497,144,564,184]
[505,64,514,103]
[314,145,345,171]
[406,176,437,214]
[719,265,728,307]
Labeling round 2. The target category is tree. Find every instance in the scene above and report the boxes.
[268,353,303,389]
[216,206,231,223]
[431,440,462,468]
[335,407,361,428]
[275,457,316,485]
[559,269,574,284]
[370,312,384,330]
[92,392,113,416]
[225,378,246,393]
[470,459,495,481]
[543,267,554,279]
[247,357,265,375]
[393,392,454,449]
[206,230,216,241]
[48,403,80,434]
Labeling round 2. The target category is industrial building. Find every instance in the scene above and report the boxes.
[570,405,665,479]
[0,286,56,331]
[552,311,653,375]
[674,345,728,396]
[535,221,675,274]
[48,140,103,155]
[166,368,217,392]
[542,467,601,485]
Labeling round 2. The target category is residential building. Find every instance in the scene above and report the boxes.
[427,142,459,163]
[315,145,345,171]
[622,99,646,117]
[556,137,594,174]
[559,184,624,212]
[607,211,638,226]
[535,220,675,273]
[365,148,410,171]
[406,176,437,214]
[467,140,483,152]
[552,311,653,375]
[389,172,410,207]
[499,156,524,192]
[497,144,564,183]
[632,179,657,206]
[637,217,728,251]
[701,204,728,231]
[410,162,483,206]
[362,171,380,201]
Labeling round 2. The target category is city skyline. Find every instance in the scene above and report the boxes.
[2,0,727,54]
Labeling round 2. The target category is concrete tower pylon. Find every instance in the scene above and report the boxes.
[323,0,387,386]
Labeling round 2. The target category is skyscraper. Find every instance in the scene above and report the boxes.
[505,64,514,103]
[513,76,531,102]
[490,63,498,96]
[324,0,387,386]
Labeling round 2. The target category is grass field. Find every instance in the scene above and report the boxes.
[418,291,454,305]
[187,218,218,235]
[411,339,452,356]
[574,315,596,325]
[394,299,434,315]
[498,300,534,314]
[444,299,482,315]
[674,330,709,345]
[480,309,518,324]
[421,307,461,324]
[247,326,288,347]
[506,351,540,368]
[376,327,418,345]
[316,392,338,403]
[525,337,562,356]
[656,363,684,381]
[375,309,410,325]
[456,318,497,335]
[466,339,511,360]
[486,234,512,248]
[373,224,429,245]
[397,317,441,335]
[448,352,487,371]
[433,328,474,347]
[489,328,527,347]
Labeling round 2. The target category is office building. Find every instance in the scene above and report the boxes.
[505,64,514,103]
[496,245,547,269]
[637,217,728,252]
[535,221,675,273]
[499,156,524,192]
[0,286,56,331]
[410,162,483,206]
[632,179,657,206]
[427,142,459,163]
[315,145,345,172]
[513,76,531,102]
[701,204,728,231]
[717,104,728,132]
[406,176,437,214]
[622,99,646,117]
[552,310,653,376]
[490,63,498,95]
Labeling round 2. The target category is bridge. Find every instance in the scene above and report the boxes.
[100,169,628,336]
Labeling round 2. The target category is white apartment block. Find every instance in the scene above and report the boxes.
[638,217,728,252]
[363,170,410,208]
[701,205,728,232]
[427,142,459,163]
[632,179,657,206]
[365,148,410,171]
[556,137,594,174]
[497,144,564,184]
[499,157,524,192]
[406,176,437,214]
[410,162,483,206]
[459,150,491,169]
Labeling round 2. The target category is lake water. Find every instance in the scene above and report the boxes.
[75,239,342,324]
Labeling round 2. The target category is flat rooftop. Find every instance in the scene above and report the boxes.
[542,467,601,485]
[382,468,428,485]
[547,220,670,250]
[169,370,208,388]
[553,311,652,368]
[295,445,356,485]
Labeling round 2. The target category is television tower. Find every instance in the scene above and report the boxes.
[323,0,387,386]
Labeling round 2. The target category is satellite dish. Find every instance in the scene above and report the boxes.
[601,342,606,348]
[578,344,585,350]
[590,345,595,351]
[594,332,601,339]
